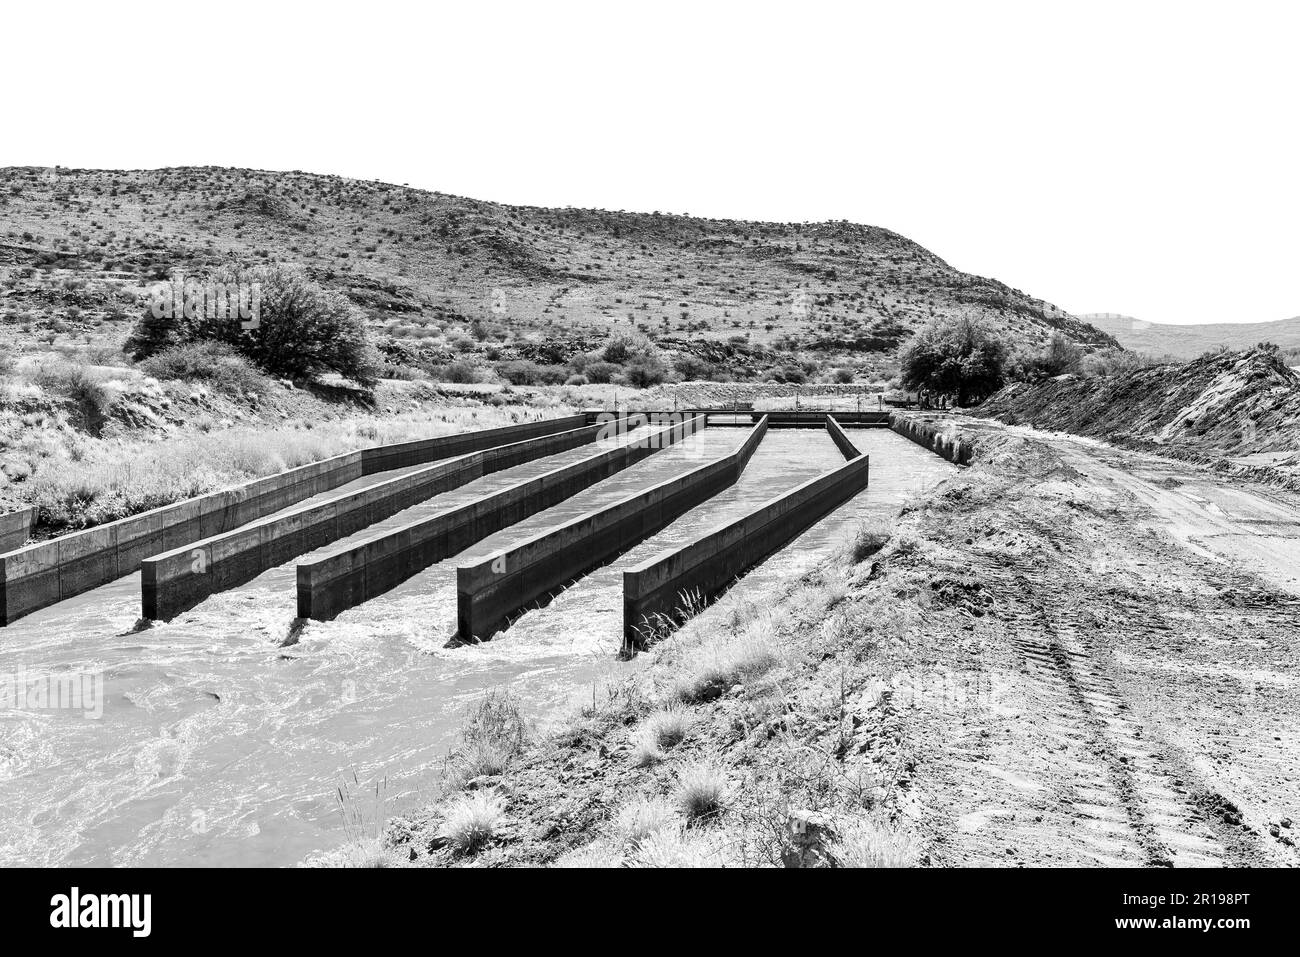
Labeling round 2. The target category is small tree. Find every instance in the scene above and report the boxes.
[899,316,1007,406]
[1033,332,1084,378]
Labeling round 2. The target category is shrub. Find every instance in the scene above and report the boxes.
[673,354,715,380]
[125,264,380,386]
[139,341,268,396]
[34,363,117,433]
[582,361,620,384]
[832,367,854,384]
[495,359,568,386]
[435,360,482,384]
[625,355,667,388]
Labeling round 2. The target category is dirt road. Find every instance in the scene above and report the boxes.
[893,419,1300,866]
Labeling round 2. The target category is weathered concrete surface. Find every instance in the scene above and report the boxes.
[622,450,871,648]
[826,416,862,460]
[890,412,974,465]
[456,418,767,641]
[361,414,585,474]
[0,414,586,626]
[296,415,703,620]
[752,410,889,427]
[140,420,617,621]
[0,508,34,553]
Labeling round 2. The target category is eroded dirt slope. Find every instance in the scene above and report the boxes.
[978,347,1300,459]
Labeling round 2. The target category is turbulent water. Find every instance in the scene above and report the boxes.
[0,426,952,866]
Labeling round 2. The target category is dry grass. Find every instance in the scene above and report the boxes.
[629,708,691,767]
[829,815,922,868]
[675,762,729,822]
[441,791,507,856]
[842,519,891,564]
[666,612,787,704]
[550,841,625,868]
[2,364,565,531]
[629,826,732,868]
[444,689,528,788]
[613,797,678,848]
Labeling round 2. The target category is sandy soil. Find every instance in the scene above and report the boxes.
[887,417,1300,867]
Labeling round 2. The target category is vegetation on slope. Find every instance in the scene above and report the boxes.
[1,165,1116,388]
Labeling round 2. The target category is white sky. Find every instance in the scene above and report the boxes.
[5,0,1296,325]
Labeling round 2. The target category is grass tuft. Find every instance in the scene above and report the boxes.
[441,791,507,856]
[675,762,729,822]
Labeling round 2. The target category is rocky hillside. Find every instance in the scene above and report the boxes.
[0,166,1114,381]
[1081,313,1300,361]
[977,347,1300,459]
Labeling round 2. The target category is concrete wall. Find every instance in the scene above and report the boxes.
[0,508,34,553]
[825,416,862,460]
[622,451,871,649]
[456,417,768,641]
[296,415,705,620]
[140,420,614,621]
[362,414,585,474]
[0,413,585,626]
[889,413,974,466]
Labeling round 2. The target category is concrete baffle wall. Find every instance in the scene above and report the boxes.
[0,413,586,626]
[140,419,614,621]
[622,450,871,650]
[0,508,35,554]
[455,416,767,642]
[888,413,974,466]
[296,414,700,621]
[825,415,863,460]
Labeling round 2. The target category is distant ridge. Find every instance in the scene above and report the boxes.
[1081,313,1300,360]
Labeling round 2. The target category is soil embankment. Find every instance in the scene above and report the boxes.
[977,347,1300,471]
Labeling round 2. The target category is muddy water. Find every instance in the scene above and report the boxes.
[0,426,951,866]
[0,428,730,866]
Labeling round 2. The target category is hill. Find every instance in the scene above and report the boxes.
[0,166,1115,383]
[1080,312,1300,361]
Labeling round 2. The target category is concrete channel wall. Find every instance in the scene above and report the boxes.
[140,420,616,621]
[825,415,862,460]
[0,508,34,554]
[889,413,974,466]
[622,450,872,649]
[456,417,768,641]
[0,414,585,626]
[296,415,704,621]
